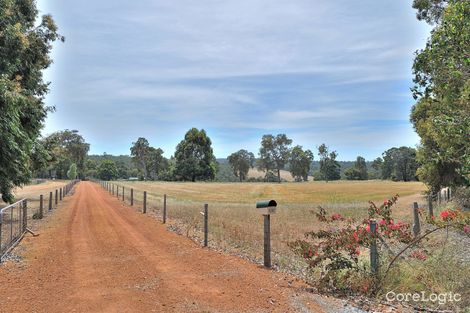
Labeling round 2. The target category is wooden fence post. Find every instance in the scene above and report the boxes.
[143,191,147,214]
[122,186,124,201]
[370,220,378,274]
[117,185,119,198]
[55,189,58,205]
[49,192,53,211]
[112,184,115,195]
[263,214,271,268]
[39,194,44,218]
[413,202,421,237]
[204,204,208,247]
[163,194,167,224]
[131,188,134,206]
[60,188,62,201]
[428,195,433,217]
[447,188,450,202]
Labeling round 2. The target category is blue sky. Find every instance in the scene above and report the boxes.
[37,0,430,160]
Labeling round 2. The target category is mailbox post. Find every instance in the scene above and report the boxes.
[256,200,277,268]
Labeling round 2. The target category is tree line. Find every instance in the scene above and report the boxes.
[86,128,419,184]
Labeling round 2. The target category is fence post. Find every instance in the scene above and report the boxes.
[447,188,450,202]
[49,192,53,211]
[112,184,115,195]
[413,202,421,237]
[370,220,378,274]
[204,204,208,247]
[131,188,134,206]
[163,194,167,224]
[55,189,58,205]
[438,191,441,204]
[39,195,44,219]
[60,188,62,201]
[23,200,27,231]
[143,191,147,214]
[122,186,124,201]
[428,195,433,217]
[263,214,271,268]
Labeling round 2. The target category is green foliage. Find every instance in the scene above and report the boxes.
[130,137,150,179]
[411,1,470,191]
[67,163,77,180]
[41,130,90,179]
[174,128,216,181]
[228,149,255,182]
[412,0,449,24]
[0,0,63,202]
[345,156,368,180]
[258,134,292,183]
[317,144,341,182]
[289,145,314,182]
[98,160,118,181]
[147,147,169,180]
[381,147,418,182]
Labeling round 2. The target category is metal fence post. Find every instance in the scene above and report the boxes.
[143,191,147,214]
[39,194,44,218]
[131,188,134,206]
[370,220,378,274]
[413,202,421,237]
[49,192,53,211]
[163,194,167,224]
[263,214,271,268]
[204,204,208,247]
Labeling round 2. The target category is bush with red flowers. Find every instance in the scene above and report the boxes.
[289,194,470,295]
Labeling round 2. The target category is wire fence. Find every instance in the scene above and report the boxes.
[0,180,79,261]
[100,181,457,277]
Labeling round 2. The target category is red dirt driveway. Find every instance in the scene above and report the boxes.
[0,182,327,313]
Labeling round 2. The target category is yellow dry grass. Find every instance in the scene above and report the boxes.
[109,180,427,266]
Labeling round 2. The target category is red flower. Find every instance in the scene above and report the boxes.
[379,219,387,226]
[441,211,450,219]
[464,225,470,234]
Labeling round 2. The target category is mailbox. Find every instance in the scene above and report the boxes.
[256,200,277,215]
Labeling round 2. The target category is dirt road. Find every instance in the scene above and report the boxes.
[0,182,329,313]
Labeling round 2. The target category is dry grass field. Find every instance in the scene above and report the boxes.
[111,180,427,274]
[0,180,69,214]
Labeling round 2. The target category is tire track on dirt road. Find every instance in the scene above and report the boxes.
[0,181,328,313]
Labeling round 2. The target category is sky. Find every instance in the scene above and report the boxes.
[37,0,431,160]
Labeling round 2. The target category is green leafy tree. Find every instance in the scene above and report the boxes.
[67,163,77,180]
[42,130,90,179]
[289,145,314,182]
[345,156,368,180]
[371,157,383,178]
[98,160,118,181]
[381,147,419,182]
[174,128,216,181]
[0,1,63,202]
[258,134,292,183]
[411,1,470,192]
[318,144,341,182]
[147,147,168,180]
[130,137,150,180]
[227,149,255,182]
